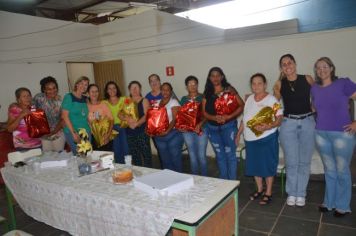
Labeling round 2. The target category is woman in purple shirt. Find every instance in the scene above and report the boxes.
[311,57,356,217]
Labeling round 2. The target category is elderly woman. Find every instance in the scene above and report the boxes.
[311,57,356,217]
[33,76,65,152]
[7,87,41,150]
[153,82,184,172]
[61,76,90,155]
[236,73,283,205]
[87,84,114,151]
[273,54,315,207]
[202,67,244,180]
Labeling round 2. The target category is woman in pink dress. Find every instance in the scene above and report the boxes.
[7,87,41,150]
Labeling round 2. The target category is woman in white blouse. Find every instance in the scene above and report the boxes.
[153,82,184,172]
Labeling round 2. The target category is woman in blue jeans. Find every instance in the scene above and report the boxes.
[273,54,315,207]
[311,57,356,217]
[202,67,244,180]
[179,76,208,176]
[153,83,184,172]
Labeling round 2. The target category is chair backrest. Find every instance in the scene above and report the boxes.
[7,148,42,164]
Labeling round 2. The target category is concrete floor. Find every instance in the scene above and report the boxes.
[1,154,356,236]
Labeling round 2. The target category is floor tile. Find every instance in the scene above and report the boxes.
[239,209,278,233]
[239,227,268,236]
[281,202,321,222]
[321,210,356,229]
[245,197,285,215]
[318,223,356,236]
[272,216,319,236]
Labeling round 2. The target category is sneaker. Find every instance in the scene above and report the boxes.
[296,197,305,207]
[286,196,296,206]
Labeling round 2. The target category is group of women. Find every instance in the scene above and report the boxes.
[6,54,356,217]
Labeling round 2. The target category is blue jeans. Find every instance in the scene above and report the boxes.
[64,131,92,156]
[155,129,184,172]
[113,124,129,164]
[206,120,238,180]
[280,116,315,197]
[182,130,208,176]
[315,130,355,212]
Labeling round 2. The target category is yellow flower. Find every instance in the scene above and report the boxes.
[78,128,89,140]
[77,140,92,154]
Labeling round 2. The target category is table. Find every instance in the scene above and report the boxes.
[1,164,239,236]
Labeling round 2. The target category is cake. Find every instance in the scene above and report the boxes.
[112,168,133,184]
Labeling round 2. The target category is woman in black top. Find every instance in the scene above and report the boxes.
[273,54,315,207]
[126,81,152,167]
[202,67,244,180]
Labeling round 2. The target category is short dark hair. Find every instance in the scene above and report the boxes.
[250,73,267,84]
[104,81,121,99]
[148,74,161,83]
[15,87,31,99]
[161,82,173,91]
[185,75,199,86]
[40,76,58,93]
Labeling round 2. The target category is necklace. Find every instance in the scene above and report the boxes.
[288,80,296,92]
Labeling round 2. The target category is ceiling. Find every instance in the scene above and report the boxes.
[0,0,230,24]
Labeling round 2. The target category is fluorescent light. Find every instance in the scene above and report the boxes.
[176,0,297,29]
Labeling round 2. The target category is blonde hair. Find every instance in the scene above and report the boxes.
[74,76,89,91]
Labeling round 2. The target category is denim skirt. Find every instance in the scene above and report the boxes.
[245,131,279,177]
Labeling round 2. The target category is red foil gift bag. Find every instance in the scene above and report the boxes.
[146,105,169,136]
[24,108,50,138]
[175,101,202,132]
[214,92,239,115]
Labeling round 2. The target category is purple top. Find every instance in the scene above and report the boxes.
[311,78,356,131]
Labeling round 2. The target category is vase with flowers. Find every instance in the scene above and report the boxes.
[76,128,93,175]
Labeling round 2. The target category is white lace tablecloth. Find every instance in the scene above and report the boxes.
[1,164,233,236]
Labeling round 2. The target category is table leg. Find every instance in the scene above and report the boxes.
[5,186,16,230]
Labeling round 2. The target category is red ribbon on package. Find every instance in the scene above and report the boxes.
[214,92,239,115]
[146,105,169,136]
[24,108,50,138]
[175,101,202,133]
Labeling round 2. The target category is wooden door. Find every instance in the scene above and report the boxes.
[93,60,125,98]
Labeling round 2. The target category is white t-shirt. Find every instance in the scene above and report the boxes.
[158,98,180,123]
[242,94,283,141]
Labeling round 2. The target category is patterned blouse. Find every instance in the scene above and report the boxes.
[33,93,62,131]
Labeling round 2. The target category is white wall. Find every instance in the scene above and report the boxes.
[66,63,95,91]
[0,63,68,121]
[122,27,356,99]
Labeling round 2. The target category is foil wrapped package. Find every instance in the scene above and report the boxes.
[146,105,169,136]
[118,97,139,128]
[175,100,202,133]
[24,108,50,138]
[247,103,281,137]
[90,117,118,148]
[214,92,239,115]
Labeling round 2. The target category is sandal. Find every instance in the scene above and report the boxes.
[259,194,272,205]
[249,191,264,201]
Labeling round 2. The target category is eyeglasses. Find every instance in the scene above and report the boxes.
[316,65,330,70]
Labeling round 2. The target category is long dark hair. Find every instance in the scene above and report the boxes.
[203,67,231,98]
[104,81,121,99]
[128,80,142,97]
[278,54,296,80]
[314,57,338,85]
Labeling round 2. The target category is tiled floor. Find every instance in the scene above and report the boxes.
[1,155,356,236]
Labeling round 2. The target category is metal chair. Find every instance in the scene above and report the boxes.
[236,143,246,176]
[277,148,286,197]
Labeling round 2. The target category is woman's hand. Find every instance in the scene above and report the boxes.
[344,121,356,134]
[235,133,241,146]
[20,108,31,118]
[72,132,81,143]
[254,123,271,132]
